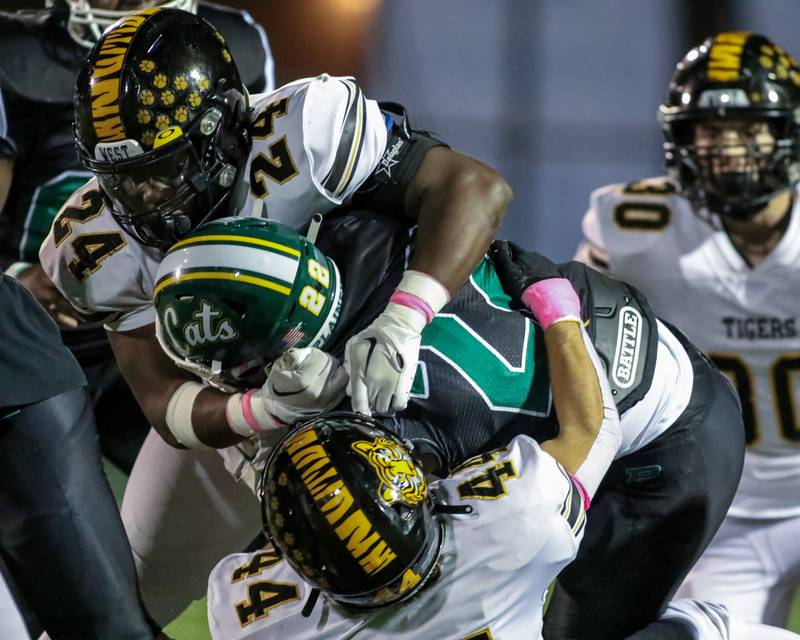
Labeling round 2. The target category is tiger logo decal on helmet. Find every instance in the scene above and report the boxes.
[352,437,428,507]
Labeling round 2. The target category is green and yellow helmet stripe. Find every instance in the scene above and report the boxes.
[158,240,300,291]
[168,234,301,257]
[154,269,292,298]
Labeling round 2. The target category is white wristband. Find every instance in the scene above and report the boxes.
[397,270,451,315]
[225,390,284,438]
[165,381,210,449]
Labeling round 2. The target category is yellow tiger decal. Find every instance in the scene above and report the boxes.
[352,437,427,506]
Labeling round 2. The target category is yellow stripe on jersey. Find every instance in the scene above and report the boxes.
[168,234,301,257]
[153,271,292,297]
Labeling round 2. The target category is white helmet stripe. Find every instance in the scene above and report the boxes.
[157,243,299,286]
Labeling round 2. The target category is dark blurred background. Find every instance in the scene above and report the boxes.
[5,0,800,259]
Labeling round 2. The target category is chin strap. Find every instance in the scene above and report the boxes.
[431,503,473,515]
[301,588,321,618]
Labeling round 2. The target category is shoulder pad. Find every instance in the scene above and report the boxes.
[39,179,160,330]
[0,9,80,105]
[585,176,681,260]
[198,2,272,93]
[558,261,658,413]
[440,436,584,556]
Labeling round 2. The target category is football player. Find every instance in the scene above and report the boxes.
[39,7,510,624]
[0,2,273,633]
[205,414,795,640]
[154,211,744,638]
[1,0,272,472]
[208,391,618,640]
[575,32,800,631]
[0,272,159,638]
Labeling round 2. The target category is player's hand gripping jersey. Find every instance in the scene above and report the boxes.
[578,177,800,518]
[40,74,427,331]
[207,434,586,640]
[153,211,693,474]
[155,212,743,638]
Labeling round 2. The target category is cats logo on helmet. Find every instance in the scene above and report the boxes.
[153,217,342,390]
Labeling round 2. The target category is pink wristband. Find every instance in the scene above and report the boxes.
[520,278,581,330]
[390,290,435,323]
[241,389,265,434]
[568,472,592,510]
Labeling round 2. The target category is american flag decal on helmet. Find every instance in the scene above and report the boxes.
[280,325,306,351]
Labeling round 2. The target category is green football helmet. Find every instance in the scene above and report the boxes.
[153,217,342,389]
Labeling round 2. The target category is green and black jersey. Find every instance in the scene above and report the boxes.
[319,209,658,474]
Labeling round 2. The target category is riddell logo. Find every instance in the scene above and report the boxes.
[612,306,642,389]
[376,139,405,177]
[90,8,160,142]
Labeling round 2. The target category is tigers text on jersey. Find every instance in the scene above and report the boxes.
[39,75,388,332]
[580,177,800,518]
[207,435,586,640]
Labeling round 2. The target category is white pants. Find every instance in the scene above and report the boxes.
[677,514,800,627]
[121,429,262,626]
[0,573,29,640]
[654,599,799,640]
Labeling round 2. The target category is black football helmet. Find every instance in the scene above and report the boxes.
[659,32,800,219]
[48,1,198,49]
[260,413,443,609]
[74,8,250,251]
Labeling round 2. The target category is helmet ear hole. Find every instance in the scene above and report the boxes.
[223,298,247,319]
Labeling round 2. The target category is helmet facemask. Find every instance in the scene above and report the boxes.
[80,90,248,252]
[665,115,800,220]
[53,0,199,48]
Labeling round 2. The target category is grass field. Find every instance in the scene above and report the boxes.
[103,461,800,639]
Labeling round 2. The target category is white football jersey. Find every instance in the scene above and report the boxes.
[207,435,586,640]
[39,75,388,332]
[579,177,800,518]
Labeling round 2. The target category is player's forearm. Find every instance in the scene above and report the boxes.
[108,324,251,448]
[542,322,604,465]
[542,322,621,497]
[406,148,511,292]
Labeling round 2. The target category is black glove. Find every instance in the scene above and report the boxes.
[488,240,562,306]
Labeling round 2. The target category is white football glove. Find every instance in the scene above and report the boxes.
[344,302,426,416]
[260,347,348,424]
